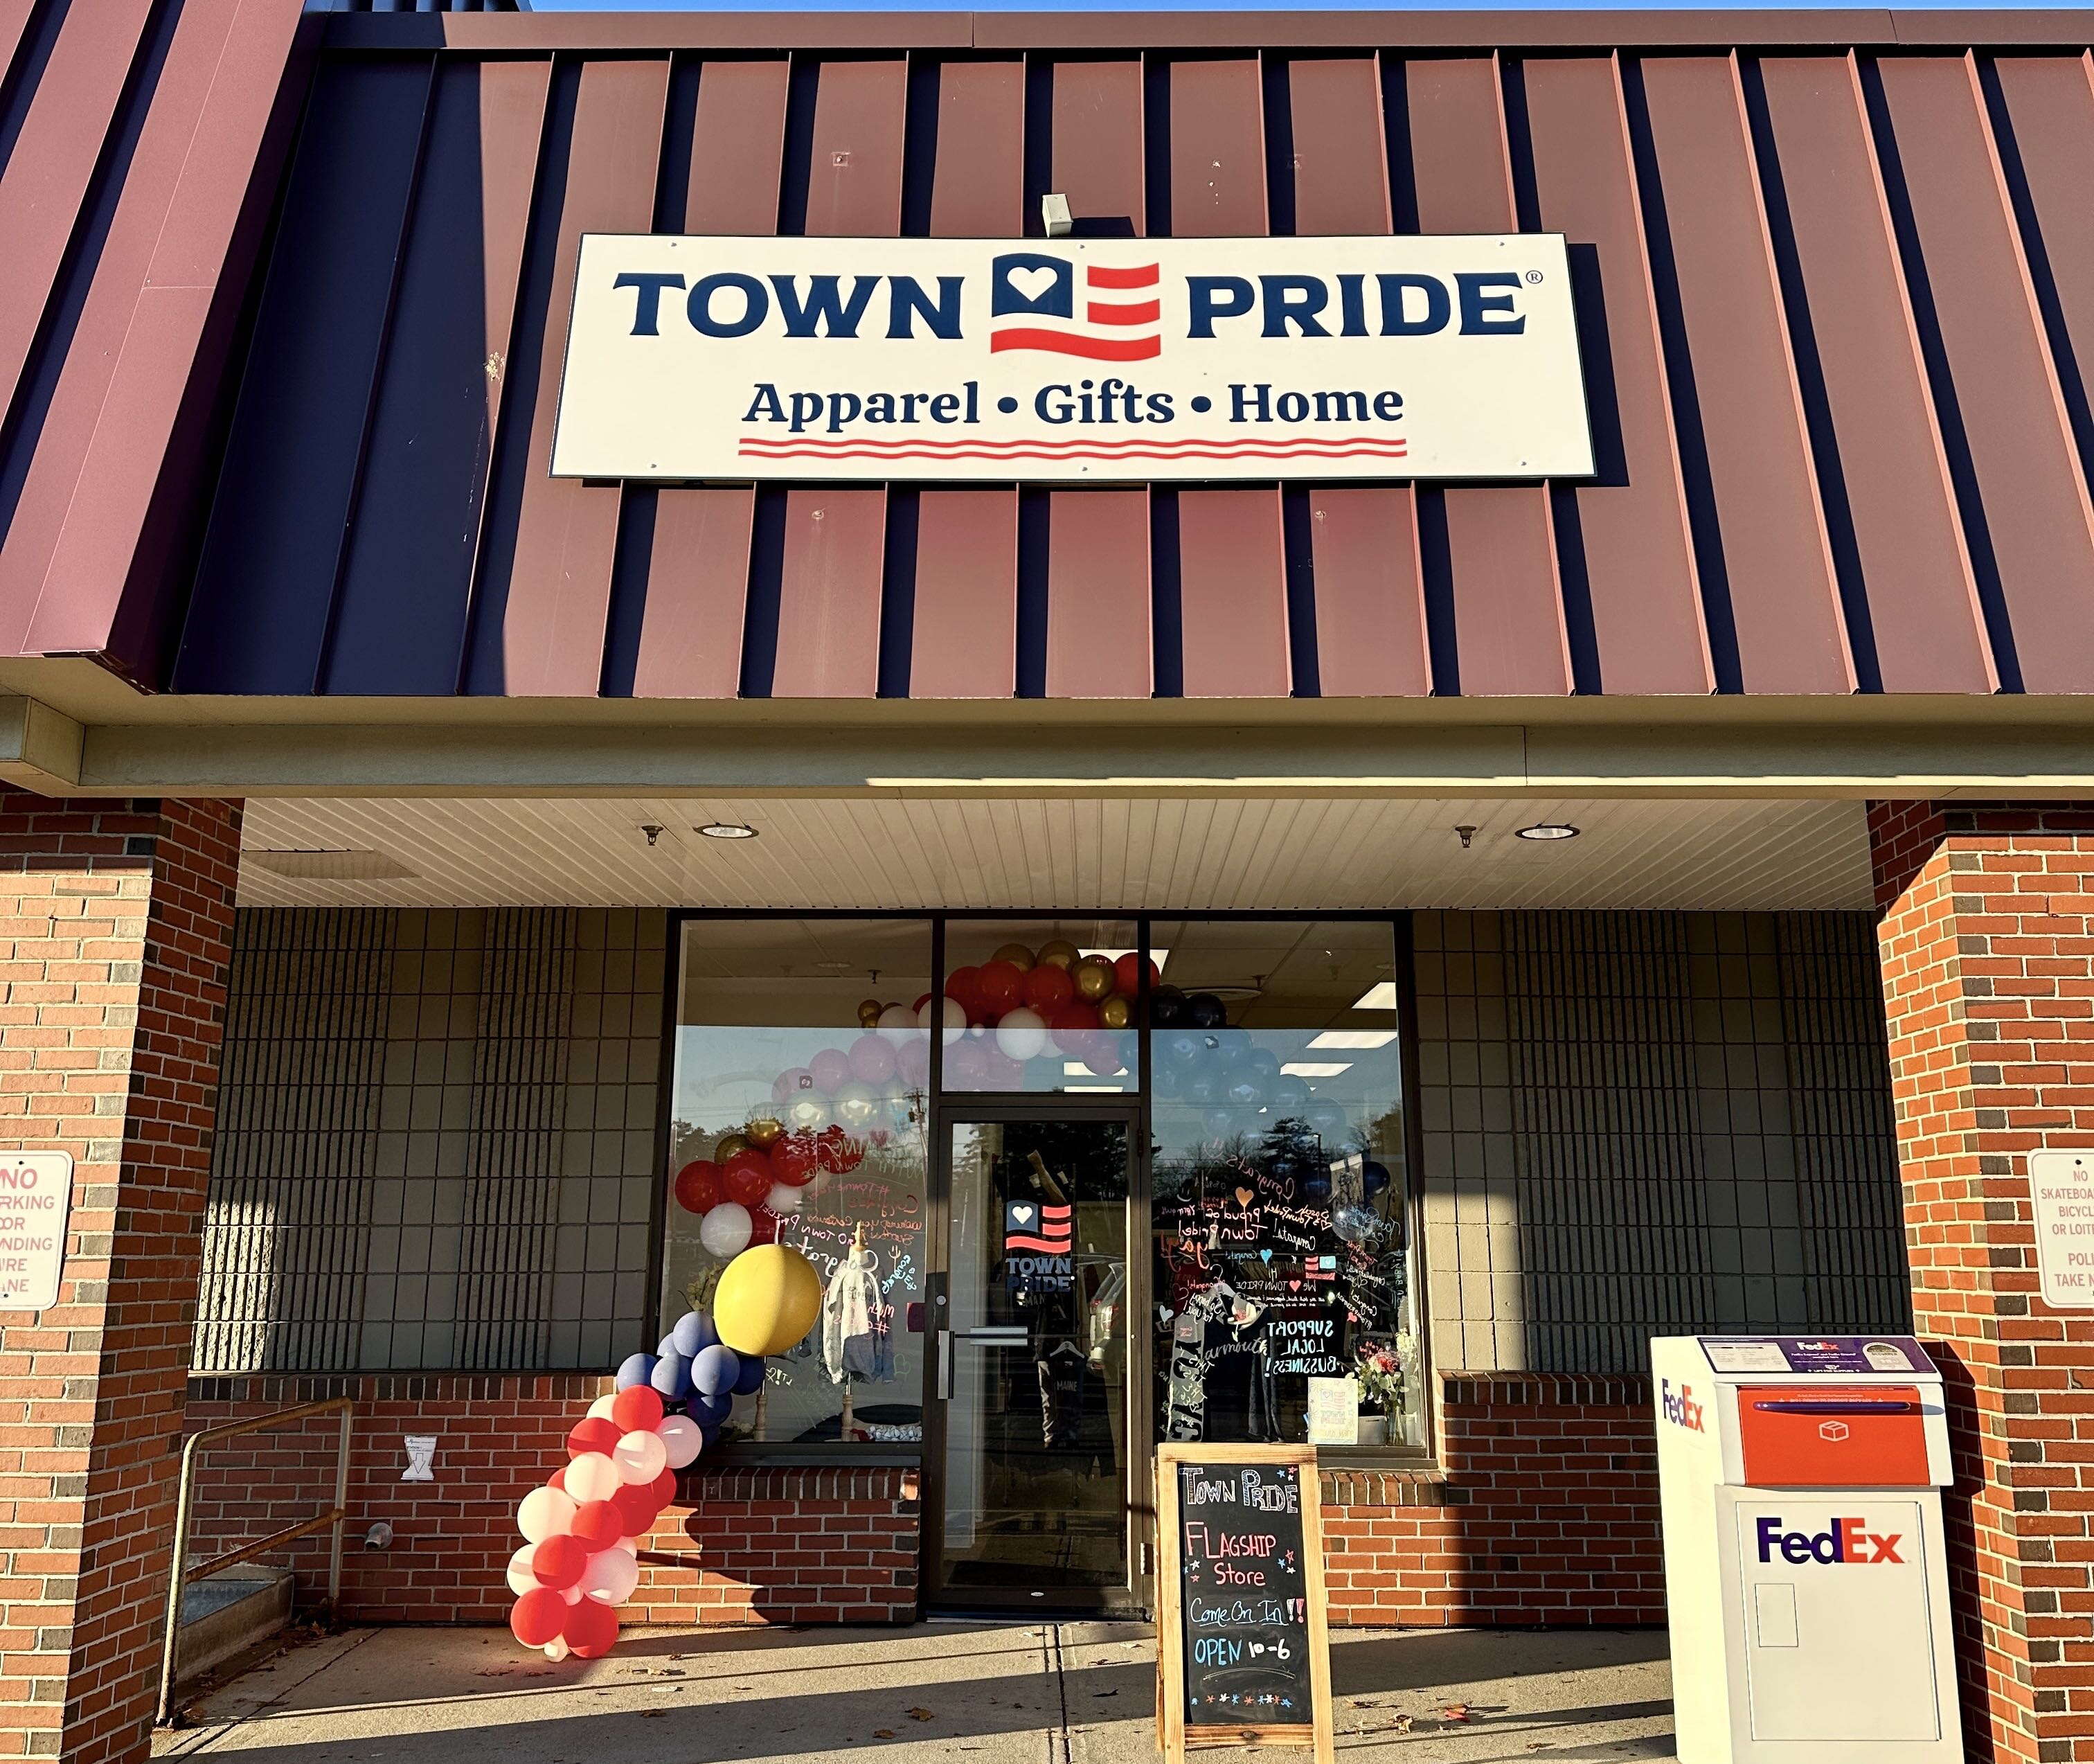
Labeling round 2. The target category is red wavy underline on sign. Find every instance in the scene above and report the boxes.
[739,435,1408,455]
[987,329,1162,361]
[1007,1236,1072,1253]
[1087,299,1161,326]
[738,443,1412,461]
[1087,264,1161,288]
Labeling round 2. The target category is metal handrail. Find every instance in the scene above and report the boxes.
[156,1398,355,1726]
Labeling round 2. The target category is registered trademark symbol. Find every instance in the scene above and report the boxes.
[1525,270,1544,284]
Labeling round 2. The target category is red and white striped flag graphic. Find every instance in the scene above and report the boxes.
[990,262,1162,362]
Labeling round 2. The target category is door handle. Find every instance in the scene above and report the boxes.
[938,1328,951,1400]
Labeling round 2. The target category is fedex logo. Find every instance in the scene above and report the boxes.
[1661,1378,1706,1432]
[1755,1516,1905,1565]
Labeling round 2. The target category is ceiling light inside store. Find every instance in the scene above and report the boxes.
[1309,1029,1400,1051]
[696,822,758,840]
[1282,1062,1352,1078]
[1350,981,1399,1010]
[1516,822,1580,841]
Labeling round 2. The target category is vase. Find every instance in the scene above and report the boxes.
[1355,1415,1388,1447]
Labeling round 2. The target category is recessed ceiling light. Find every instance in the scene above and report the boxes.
[1350,981,1399,1010]
[1308,1030,1400,1051]
[1516,822,1580,841]
[1281,1062,1353,1078]
[696,821,758,841]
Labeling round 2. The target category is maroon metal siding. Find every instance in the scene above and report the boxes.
[10,11,2094,701]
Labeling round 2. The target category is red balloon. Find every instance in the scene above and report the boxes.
[549,1465,567,1493]
[650,1465,678,1507]
[673,1159,722,1215]
[913,992,933,1013]
[611,1386,664,1434]
[1114,952,1159,997]
[746,1206,780,1246]
[722,1150,773,1207]
[944,965,985,1024]
[976,961,1024,1020]
[771,1134,818,1186]
[571,1499,623,1550]
[566,1416,622,1459]
[531,1533,589,1592]
[1022,964,1075,1013]
[612,1481,663,1538]
[510,1587,566,1648]
[815,1127,852,1173]
[1047,1001,1100,1054]
[1086,1043,1127,1078]
[563,1597,619,1659]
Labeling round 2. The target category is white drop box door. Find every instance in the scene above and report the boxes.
[1726,1493,1944,1747]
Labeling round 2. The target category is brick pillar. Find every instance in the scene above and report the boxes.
[0,797,240,1763]
[1871,799,2094,1764]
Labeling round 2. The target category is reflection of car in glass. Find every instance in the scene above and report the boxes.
[793,1403,923,1445]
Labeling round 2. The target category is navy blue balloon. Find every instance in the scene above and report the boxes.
[692,1342,742,1398]
[1187,1069,1223,1107]
[1152,985,1188,1027]
[1188,992,1227,1030]
[688,1391,732,1429]
[1163,1031,1205,1068]
[732,1353,767,1396]
[1224,1073,1266,1109]
[1300,1172,1333,1202]
[616,1352,659,1393]
[671,1310,718,1357]
[1363,1160,1392,1197]
[651,1351,693,1400]
[1271,1076,1312,1114]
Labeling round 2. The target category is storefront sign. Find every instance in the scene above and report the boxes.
[552,235,1593,483]
[1155,1443,1333,1764]
[0,1152,71,1311]
[2030,1150,2094,1308]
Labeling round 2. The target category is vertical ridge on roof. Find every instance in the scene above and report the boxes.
[1872,53,2094,694]
[1635,53,1852,693]
[1523,53,1710,695]
[1406,55,1569,698]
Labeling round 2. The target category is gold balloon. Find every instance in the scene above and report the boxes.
[1036,939,1080,971]
[858,997,884,1027]
[715,1132,751,1161]
[991,942,1037,972]
[745,1114,785,1149]
[1073,955,1114,1001]
[1098,993,1131,1031]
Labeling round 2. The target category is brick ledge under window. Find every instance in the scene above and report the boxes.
[1439,1369,1654,1408]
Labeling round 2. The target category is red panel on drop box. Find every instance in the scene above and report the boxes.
[1737,1386,1931,1488]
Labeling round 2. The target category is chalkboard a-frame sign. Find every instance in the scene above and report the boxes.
[1154,1444,1334,1764]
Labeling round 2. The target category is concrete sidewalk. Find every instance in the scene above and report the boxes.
[153,1623,1674,1763]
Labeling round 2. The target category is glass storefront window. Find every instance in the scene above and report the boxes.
[662,918,931,1447]
[1148,920,1424,1452]
[938,919,1142,1095]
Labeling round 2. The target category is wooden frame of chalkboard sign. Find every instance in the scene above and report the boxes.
[1154,1443,1333,1764]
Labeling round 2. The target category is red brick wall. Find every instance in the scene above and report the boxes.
[181,1376,919,1630]
[0,795,240,1764]
[1871,799,2094,1764]
[1324,1373,1662,1626]
[185,1371,1658,1633]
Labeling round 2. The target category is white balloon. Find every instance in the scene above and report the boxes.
[918,997,965,1046]
[996,1006,1048,1062]
[587,1394,618,1422]
[877,1003,918,1044]
[699,1201,753,1258]
[544,1637,570,1663]
[565,1451,621,1504]
[517,1486,576,1544]
[616,1535,641,1556]
[764,1180,804,1216]
[505,1542,542,1596]
[614,1428,668,1484]
[580,1545,641,1605]
[832,1080,878,1130]
[657,1415,703,1468]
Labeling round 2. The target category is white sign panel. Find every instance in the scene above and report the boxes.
[0,1152,71,1311]
[551,234,1593,483]
[2030,1149,2094,1308]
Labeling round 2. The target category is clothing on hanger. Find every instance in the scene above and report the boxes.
[821,1240,893,1383]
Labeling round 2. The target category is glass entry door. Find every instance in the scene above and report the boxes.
[927,1114,1138,1612]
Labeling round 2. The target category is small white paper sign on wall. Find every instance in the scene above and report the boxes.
[1306,1376,1360,1447]
[0,1152,72,1311]
[2029,1149,2094,1309]
[402,1436,437,1483]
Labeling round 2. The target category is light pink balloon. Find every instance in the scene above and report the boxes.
[895,1036,931,1089]
[565,1452,620,1504]
[517,1486,576,1543]
[505,1542,542,1596]
[581,1546,641,1605]
[613,1429,668,1484]
[944,1038,989,1089]
[848,1033,899,1086]
[656,1415,704,1469]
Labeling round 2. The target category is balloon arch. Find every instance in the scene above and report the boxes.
[503,1242,821,1659]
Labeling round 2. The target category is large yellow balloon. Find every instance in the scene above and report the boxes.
[713,1244,823,1357]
